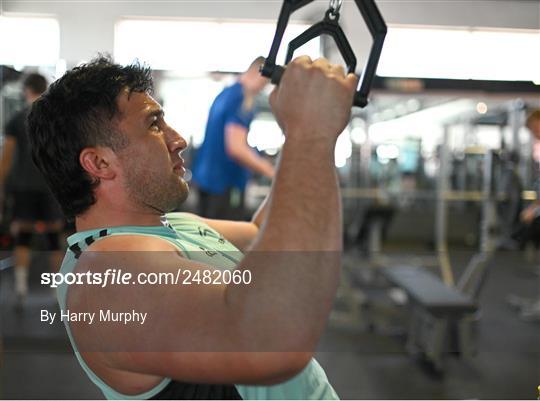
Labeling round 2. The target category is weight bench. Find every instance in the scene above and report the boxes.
[380,265,478,371]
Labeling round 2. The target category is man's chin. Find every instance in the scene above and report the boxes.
[180,180,190,200]
[168,182,190,212]
[179,186,190,205]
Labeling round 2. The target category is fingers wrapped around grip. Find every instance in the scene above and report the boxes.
[269,56,358,142]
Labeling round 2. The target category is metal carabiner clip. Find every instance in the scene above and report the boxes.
[328,0,343,19]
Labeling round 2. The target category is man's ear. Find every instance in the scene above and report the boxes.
[79,147,118,180]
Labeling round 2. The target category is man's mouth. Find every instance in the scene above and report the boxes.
[173,161,185,176]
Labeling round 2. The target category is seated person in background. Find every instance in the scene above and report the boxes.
[28,55,358,399]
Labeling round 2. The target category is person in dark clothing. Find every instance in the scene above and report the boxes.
[0,73,64,306]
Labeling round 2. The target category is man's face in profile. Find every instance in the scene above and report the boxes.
[114,89,190,213]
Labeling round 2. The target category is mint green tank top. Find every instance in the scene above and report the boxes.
[57,212,339,400]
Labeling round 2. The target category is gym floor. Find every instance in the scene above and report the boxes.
[1,249,538,399]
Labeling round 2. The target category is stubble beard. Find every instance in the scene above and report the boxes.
[124,165,189,214]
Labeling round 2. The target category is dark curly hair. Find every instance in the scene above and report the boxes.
[27,56,153,220]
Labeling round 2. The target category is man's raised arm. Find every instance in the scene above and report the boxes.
[70,56,357,387]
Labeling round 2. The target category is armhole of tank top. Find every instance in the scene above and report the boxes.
[63,318,171,400]
[63,232,189,400]
[105,232,189,254]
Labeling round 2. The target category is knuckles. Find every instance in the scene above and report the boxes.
[274,56,355,109]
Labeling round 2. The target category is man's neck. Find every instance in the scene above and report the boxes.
[238,74,253,95]
[238,76,256,112]
[75,206,164,232]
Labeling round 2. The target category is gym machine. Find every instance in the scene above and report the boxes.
[380,122,498,372]
[260,0,387,108]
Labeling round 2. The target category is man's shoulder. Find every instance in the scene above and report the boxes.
[86,232,178,252]
[218,83,243,106]
[11,107,30,122]
[72,234,182,276]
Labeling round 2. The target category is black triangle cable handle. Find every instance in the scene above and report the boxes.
[260,0,387,108]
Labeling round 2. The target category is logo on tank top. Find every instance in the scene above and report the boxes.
[198,226,226,244]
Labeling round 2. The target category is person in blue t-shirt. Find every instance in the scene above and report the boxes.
[192,57,275,220]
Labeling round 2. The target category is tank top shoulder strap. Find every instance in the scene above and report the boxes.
[66,224,188,259]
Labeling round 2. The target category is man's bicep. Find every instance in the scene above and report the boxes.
[69,236,301,384]
[71,240,233,337]
[68,239,236,371]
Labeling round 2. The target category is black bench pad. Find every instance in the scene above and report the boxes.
[380,266,477,316]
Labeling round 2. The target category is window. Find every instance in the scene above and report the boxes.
[114,18,321,73]
[377,25,540,81]
[0,15,60,67]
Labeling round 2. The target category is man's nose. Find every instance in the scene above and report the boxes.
[167,128,188,154]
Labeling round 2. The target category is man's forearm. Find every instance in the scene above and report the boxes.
[256,137,340,250]
[228,136,341,352]
[231,147,275,178]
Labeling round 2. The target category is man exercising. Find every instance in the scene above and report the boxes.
[28,55,357,399]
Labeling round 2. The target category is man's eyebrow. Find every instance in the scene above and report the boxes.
[145,108,164,121]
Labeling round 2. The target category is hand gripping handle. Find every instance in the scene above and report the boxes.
[260,0,387,108]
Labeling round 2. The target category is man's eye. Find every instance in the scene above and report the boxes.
[150,121,161,131]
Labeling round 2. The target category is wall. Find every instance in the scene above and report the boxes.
[1,0,539,66]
